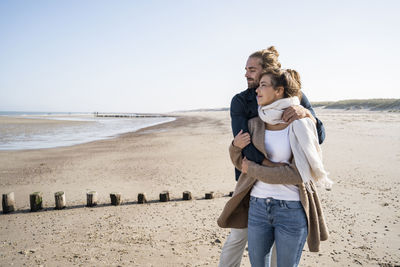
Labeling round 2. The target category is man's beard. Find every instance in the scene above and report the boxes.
[247,79,259,89]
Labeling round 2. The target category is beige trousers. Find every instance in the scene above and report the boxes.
[218,228,277,267]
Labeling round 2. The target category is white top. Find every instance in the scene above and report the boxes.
[250,126,300,201]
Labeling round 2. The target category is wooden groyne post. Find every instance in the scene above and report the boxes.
[183,191,192,200]
[138,193,147,204]
[54,191,66,209]
[30,192,43,212]
[2,192,16,214]
[159,191,170,202]
[110,193,122,206]
[87,191,98,207]
[205,191,214,199]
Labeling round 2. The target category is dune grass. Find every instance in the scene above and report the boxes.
[311,99,400,111]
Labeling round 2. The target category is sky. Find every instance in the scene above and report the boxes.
[0,0,399,113]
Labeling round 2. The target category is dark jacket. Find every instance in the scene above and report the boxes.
[230,88,325,180]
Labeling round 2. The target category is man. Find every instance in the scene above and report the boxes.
[219,47,325,267]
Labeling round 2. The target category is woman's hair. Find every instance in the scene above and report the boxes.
[260,68,302,98]
[249,46,281,70]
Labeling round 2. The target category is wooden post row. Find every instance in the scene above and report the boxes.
[2,190,230,214]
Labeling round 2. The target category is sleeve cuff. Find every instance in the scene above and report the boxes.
[246,161,258,177]
[229,141,242,153]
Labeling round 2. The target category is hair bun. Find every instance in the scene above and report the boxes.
[249,46,281,69]
[265,46,279,58]
[285,69,301,89]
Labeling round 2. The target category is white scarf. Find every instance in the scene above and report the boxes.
[258,97,333,192]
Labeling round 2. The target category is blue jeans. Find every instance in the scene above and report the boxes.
[248,196,308,267]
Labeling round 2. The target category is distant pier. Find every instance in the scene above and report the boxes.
[94,112,170,118]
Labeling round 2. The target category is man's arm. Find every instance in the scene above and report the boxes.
[300,93,325,144]
[229,142,288,172]
[282,93,326,144]
[230,95,265,164]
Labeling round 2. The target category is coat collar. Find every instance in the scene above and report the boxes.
[250,117,268,159]
[246,88,257,101]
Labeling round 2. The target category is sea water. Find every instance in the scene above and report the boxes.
[0,112,175,150]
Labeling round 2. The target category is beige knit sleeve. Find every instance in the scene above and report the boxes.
[229,142,243,171]
[246,159,303,185]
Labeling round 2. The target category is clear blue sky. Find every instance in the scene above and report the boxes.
[1,0,399,113]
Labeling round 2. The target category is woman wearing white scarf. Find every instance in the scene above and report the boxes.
[258,96,333,192]
[235,68,332,267]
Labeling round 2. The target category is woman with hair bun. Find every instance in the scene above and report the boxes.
[218,68,332,267]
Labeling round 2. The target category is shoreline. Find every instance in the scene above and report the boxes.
[0,115,177,151]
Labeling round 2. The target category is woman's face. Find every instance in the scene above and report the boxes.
[256,75,282,106]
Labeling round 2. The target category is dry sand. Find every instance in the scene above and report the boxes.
[0,109,399,266]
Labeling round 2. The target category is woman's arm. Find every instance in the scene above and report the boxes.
[232,118,303,185]
[230,95,266,163]
[242,158,303,185]
[229,142,244,171]
[281,93,325,144]
[228,129,250,170]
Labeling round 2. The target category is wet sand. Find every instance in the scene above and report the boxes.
[0,109,399,266]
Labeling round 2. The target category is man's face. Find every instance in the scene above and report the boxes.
[245,57,263,89]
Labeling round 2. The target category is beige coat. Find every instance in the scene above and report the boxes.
[217,117,329,252]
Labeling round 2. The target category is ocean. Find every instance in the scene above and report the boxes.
[0,112,175,150]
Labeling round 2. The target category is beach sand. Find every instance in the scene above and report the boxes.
[0,109,399,266]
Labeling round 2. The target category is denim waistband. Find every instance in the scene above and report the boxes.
[250,196,301,205]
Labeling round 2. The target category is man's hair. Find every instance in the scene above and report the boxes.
[260,68,302,99]
[249,46,281,70]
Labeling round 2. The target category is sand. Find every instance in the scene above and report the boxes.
[0,109,399,266]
